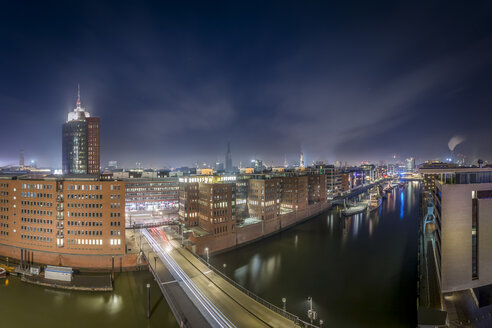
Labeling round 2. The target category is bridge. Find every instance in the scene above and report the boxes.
[330,179,388,206]
[138,227,320,328]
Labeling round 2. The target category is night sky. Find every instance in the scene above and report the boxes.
[1,1,492,168]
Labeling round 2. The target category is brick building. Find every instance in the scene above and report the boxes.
[0,174,126,269]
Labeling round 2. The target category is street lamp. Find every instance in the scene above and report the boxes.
[307,297,317,325]
[282,297,286,312]
[320,319,324,328]
[205,247,209,265]
[222,263,227,274]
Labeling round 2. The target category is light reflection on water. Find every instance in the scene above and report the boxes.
[212,184,420,327]
[0,271,178,328]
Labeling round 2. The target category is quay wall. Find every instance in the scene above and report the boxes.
[191,201,332,255]
[0,243,140,271]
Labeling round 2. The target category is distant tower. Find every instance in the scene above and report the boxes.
[19,149,24,168]
[284,155,288,168]
[225,142,232,172]
[62,84,100,174]
[300,152,305,168]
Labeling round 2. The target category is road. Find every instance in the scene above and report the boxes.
[143,228,302,328]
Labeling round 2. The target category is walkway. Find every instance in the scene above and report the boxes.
[142,228,312,327]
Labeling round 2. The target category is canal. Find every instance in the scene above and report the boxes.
[0,182,419,328]
[0,270,178,328]
[211,182,420,327]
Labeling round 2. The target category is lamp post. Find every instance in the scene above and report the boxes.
[307,297,317,325]
[146,283,151,319]
[222,263,227,274]
[205,247,209,266]
[320,319,324,328]
[282,297,286,312]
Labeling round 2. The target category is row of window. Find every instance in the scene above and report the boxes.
[21,192,53,198]
[21,226,52,233]
[68,230,102,236]
[67,238,104,246]
[21,234,52,242]
[21,200,53,207]
[21,209,53,216]
[21,218,54,225]
[68,203,102,209]
[68,220,103,227]
[21,183,53,190]
[67,212,103,218]
[66,184,103,191]
[67,194,103,200]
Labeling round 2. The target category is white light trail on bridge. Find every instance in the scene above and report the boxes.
[142,229,237,328]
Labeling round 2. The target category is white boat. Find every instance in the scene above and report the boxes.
[341,203,368,216]
[0,267,6,278]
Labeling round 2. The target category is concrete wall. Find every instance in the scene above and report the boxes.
[441,183,492,292]
[190,232,236,255]
[236,222,263,245]
[0,243,138,271]
[193,200,331,255]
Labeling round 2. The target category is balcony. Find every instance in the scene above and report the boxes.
[56,223,64,229]
[56,213,64,220]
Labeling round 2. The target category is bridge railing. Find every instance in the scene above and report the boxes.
[139,236,191,328]
[191,251,320,328]
[126,220,178,229]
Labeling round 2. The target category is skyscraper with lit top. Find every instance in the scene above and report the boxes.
[62,85,100,174]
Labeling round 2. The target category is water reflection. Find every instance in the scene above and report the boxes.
[212,184,420,327]
[0,271,178,328]
[400,191,405,219]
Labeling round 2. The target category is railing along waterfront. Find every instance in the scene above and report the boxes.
[191,251,321,328]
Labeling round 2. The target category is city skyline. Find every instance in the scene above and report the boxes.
[2,2,492,327]
[1,1,492,168]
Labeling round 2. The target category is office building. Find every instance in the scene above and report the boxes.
[0,174,126,269]
[419,161,458,192]
[405,157,416,172]
[225,142,232,172]
[62,85,100,175]
[429,167,492,292]
[124,177,179,212]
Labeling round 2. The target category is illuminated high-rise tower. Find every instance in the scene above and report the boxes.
[62,85,100,174]
[19,149,24,168]
[225,142,232,172]
[300,152,305,168]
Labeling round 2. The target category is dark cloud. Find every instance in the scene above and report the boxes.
[1,1,492,168]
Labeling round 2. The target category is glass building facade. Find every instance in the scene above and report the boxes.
[62,120,88,174]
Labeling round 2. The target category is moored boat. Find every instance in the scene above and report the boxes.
[341,203,368,216]
[369,197,382,212]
